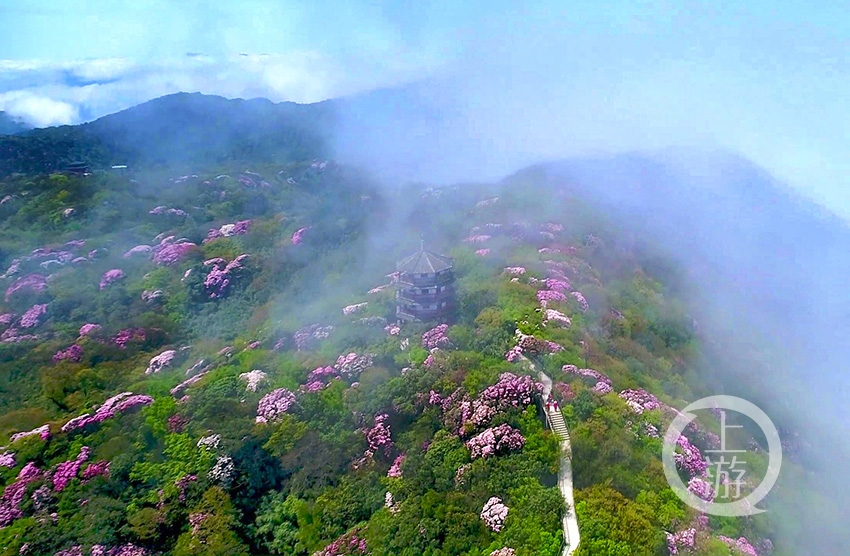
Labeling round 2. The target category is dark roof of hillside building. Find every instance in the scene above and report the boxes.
[397,248,453,274]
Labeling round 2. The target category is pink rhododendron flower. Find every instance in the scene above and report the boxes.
[0,313,14,326]
[384,324,400,336]
[504,266,526,275]
[81,460,110,481]
[123,245,152,258]
[688,477,716,502]
[239,370,268,392]
[592,381,613,394]
[343,302,368,315]
[0,452,15,468]
[570,291,589,312]
[480,497,509,532]
[619,389,662,414]
[10,424,50,443]
[20,304,48,328]
[61,392,153,432]
[544,277,571,292]
[334,352,373,377]
[466,424,526,459]
[151,237,196,265]
[78,323,101,337]
[4,274,47,301]
[53,446,90,492]
[291,226,310,245]
[293,324,334,350]
[718,536,758,556]
[312,529,370,556]
[387,453,405,478]
[146,350,176,374]
[256,388,297,423]
[475,248,490,256]
[666,528,697,555]
[53,344,83,363]
[113,328,145,349]
[543,308,571,327]
[203,254,249,298]
[672,434,709,477]
[464,234,491,243]
[99,269,126,290]
[536,289,567,307]
[421,323,450,349]
[365,413,393,457]
[490,549,517,556]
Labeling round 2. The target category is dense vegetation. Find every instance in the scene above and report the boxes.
[0,101,797,556]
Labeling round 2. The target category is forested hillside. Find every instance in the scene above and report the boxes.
[0,99,807,556]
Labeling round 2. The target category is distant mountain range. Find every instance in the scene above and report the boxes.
[0,111,31,136]
[0,93,334,176]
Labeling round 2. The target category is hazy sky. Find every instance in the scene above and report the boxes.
[1,1,849,217]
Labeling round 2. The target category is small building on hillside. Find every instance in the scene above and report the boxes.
[395,243,455,322]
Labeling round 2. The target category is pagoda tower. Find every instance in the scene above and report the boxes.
[395,242,455,322]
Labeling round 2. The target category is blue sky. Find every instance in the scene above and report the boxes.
[1,1,849,217]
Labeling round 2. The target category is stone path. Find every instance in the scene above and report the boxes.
[521,355,581,556]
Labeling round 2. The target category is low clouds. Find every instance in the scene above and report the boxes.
[0,51,442,127]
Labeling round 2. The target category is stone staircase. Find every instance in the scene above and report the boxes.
[547,408,570,441]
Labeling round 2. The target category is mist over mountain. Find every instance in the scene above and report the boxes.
[0,86,848,554]
[0,112,30,136]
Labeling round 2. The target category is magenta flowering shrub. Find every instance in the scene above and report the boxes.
[122,245,152,258]
[149,206,187,217]
[592,381,613,395]
[202,254,249,298]
[490,549,516,556]
[387,453,405,478]
[342,302,368,316]
[364,413,393,457]
[256,388,297,423]
[81,460,110,481]
[53,344,83,363]
[175,474,197,503]
[672,434,708,477]
[619,389,662,414]
[53,446,91,492]
[480,372,543,410]
[536,290,567,307]
[464,235,491,243]
[291,226,310,245]
[0,452,15,468]
[151,237,196,265]
[99,269,126,290]
[666,528,696,555]
[475,249,490,256]
[718,536,758,556]
[20,304,48,328]
[146,350,177,374]
[312,529,370,556]
[503,266,526,276]
[421,324,450,349]
[61,392,154,432]
[544,277,571,292]
[293,324,334,350]
[480,497,509,532]
[202,219,252,243]
[0,462,43,526]
[543,308,571,327]
[334,352,373,377]
[78,323,102,338]
[687,477,716,502]
[239,370,268,392]
[4,273,47,301]
[0,313,14,326]
[384,324,400,336]
[570,291,589,312]
[113,328,146,349]
[466,423,526,459]
[10,424,50,443]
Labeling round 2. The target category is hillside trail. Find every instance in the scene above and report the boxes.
[520,355,580,556]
